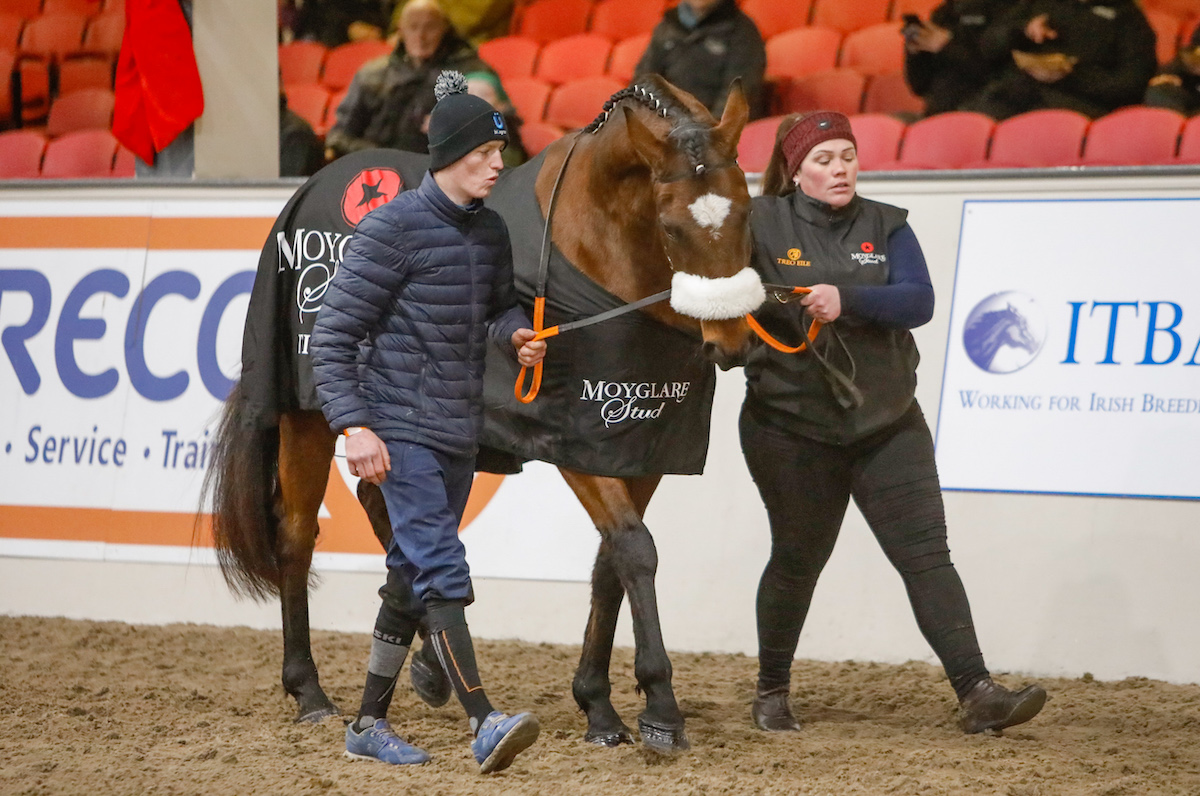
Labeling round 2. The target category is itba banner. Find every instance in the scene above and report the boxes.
[936,198,1200,501]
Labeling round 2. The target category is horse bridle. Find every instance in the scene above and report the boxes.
[514,121,860,410]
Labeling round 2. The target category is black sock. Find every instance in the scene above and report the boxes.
[426,599,494,733]
[357,597,420,725]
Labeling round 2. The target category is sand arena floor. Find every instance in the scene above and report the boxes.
[2,615,1199,795]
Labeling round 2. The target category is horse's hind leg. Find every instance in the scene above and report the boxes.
[277,411,338,722]
[561,469,687,755]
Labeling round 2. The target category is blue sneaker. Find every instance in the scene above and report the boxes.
[471,711,540,774]
[344,718,430,765]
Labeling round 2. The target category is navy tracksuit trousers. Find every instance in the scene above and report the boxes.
[377,441,475,605]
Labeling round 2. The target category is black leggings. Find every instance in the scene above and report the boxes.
[740,402,988,701]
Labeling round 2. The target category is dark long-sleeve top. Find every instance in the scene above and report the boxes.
[634,0,767,120]
[905,0,1013,115]
[978,0,1157,111]
[744,191,929,444]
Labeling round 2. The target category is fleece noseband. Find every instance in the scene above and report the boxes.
[670,267,766,320]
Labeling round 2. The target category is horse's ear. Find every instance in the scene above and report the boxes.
[712,79,749,158]
[623,106,667,171]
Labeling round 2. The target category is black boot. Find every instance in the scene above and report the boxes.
[751,687,802,732]
[958,678,1047,734]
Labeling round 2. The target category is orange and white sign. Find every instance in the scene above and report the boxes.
[0,195,598,581]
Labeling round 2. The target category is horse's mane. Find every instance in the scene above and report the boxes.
[966,305,1020,336]
[583,76,712,171]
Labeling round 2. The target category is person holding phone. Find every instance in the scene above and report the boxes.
[903,0,1014,116]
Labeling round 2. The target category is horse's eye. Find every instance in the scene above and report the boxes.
[661,223,684,241]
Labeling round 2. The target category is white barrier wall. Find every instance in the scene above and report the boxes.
[2,173,1199,686]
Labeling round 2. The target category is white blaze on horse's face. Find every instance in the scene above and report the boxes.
[688,193,732,239]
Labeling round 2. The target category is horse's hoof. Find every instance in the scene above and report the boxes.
[637,717,690,755]
[409,649,452,708]
[584,727,635,747]
[294,703,339,724]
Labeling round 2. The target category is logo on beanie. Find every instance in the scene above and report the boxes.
[341,168,403,227]
[777,247,811,267]
[493,112,506,135]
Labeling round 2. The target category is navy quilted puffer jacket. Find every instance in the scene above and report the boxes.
[311,171,528,456]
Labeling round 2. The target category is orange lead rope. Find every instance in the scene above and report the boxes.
[516,296,556,403]
[746,286,823,353]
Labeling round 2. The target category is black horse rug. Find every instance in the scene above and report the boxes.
[239,149,716,478]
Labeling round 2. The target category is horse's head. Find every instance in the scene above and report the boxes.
[610,77,761,370]
[1002,304,1039,353]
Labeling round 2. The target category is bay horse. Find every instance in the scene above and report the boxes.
[203,76,756,756]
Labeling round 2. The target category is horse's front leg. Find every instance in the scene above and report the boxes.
[276,412,338,722]
[560,469,688,755]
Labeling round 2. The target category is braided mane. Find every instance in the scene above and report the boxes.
[584,77,712,172]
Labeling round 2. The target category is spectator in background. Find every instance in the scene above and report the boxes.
[290,0,400,48]
[465,70,528,167]
[279,92,325,177]
[635,0,768,121]
[390,0,515,46]
[324,0,491,159]
[961,0,1156,120]
[1144,25,1200,117]
[903,0,1014,117]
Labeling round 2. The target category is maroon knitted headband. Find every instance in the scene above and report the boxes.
[781,111,857,177]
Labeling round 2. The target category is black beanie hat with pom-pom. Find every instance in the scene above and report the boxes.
[428,70,508,171]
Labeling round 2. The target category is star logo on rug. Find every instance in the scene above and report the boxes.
[341,168,404,227]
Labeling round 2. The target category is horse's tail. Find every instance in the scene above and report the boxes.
[198,380,283,600]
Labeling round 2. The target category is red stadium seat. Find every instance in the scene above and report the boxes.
[79,9,120,55]
[505,76,552,123]
[1144,8,1183,64]
[811,0,890,34]
[284,83,330,135]
[891,0,941,20]
[18,12,86,63]
[774,67,865,116]
[1177,114,1200,163]
[0,129,47,178]
[320,40,390,91]
[861,70,925,116]
[840,22,905,76]
[1184,16,1200,47]
[514,0,591,44]
[6,0,43,19]
[0,47,13,119]
[979,109,1090,168]
[112,144,135,176]
[16,58,50,122]
[765,26,842,81]
[1081,106,1185,165]
[848,113,905,170]
[478,36,540,81]
[876,111,994,169]
[519,120,564,155]
[42,0,102,15]
[102,0,121,12]
[536,33,612,86]
[40,127,117,177]
[544,76,623,130]
[45,86,112,136]
[57,54,112,93]
[590,0,663,41]
[0,14,23,51]
[741,0,814,39]
[278,41,327,87]
[608,33,650,83]
[322,87,348,135]
[737,114,785,173]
